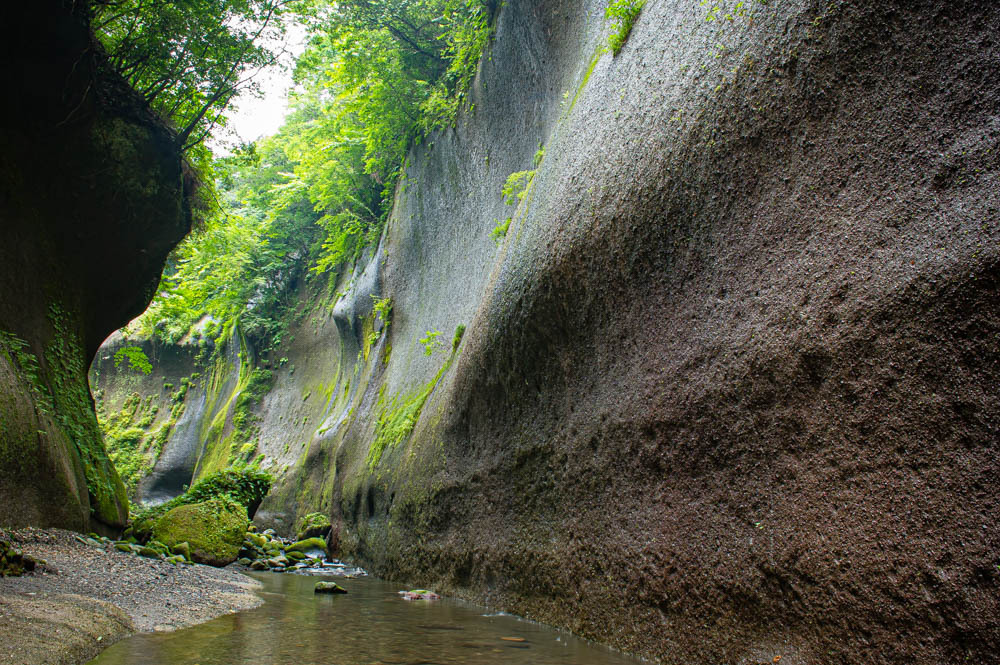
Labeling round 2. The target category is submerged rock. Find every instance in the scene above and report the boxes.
[151,499,249,567]
[314,581,347,594]
[400,590,440,601]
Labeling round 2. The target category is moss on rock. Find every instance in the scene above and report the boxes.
[151,499,248,567]
[295,512,331,541]
[286,537,328,555]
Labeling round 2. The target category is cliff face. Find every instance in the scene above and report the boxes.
[0,2,191,531]
[94,0,999,661]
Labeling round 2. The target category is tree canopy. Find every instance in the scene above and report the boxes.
[93,0,290,150]
[127,0,495,349]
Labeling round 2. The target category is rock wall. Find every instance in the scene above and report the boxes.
[0,1,191,531]
[93,0,999,662]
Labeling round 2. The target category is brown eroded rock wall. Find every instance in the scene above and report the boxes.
[331,1,1000,663]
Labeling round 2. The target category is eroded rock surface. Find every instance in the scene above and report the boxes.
[90,0,999,662]
[0,1,191,530]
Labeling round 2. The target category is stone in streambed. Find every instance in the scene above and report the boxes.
[146,540,171,556]
[250,560,268,571]
[314,582,347,594]
[400,590,441,601]
[295,513,332,541]
[286,550,306,561]
[286,537,328,559]
[170,541,191,560]
[151,499,249,567]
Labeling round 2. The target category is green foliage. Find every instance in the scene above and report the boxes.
[290,0,494,275]
[533,146,546,167]
[702,0,752,22]
[369,350,455,468]
[501,170,535,205]
[372,295,393,325]
[132,467,273,527]
[491,166,536,241]
[452,324,466,351]
[43,304,128,524]
[606,0,645,55]
[135,138,320,349]
[113,346,153,375]
[230,369,274,459]
[93,0,288,151]
[132,1,495,346]
[490,217,511,243]
[419,330,444,356]
[99,391,174,496]
[369,381,433,468]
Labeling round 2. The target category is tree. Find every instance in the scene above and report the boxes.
[92,0,290,151]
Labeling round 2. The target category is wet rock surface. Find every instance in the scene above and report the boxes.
[236,526,367,578]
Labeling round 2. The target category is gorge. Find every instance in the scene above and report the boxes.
[2,0,999,663]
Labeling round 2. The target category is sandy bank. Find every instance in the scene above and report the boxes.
[0,527,262,664]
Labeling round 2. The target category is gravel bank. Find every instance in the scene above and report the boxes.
[0,527,262,664]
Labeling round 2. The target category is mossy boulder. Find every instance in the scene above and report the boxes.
[295,512,331,541]
[151,499,248,567]
[1,540,36,577]
[170,541,191,561]
[287,537,327,553]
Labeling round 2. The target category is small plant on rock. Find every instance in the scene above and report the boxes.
[607,0,646,55]
[419,330,445,356]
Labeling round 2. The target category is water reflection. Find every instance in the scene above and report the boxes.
[89,572,642,665]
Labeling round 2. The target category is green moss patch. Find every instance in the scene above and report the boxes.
[296,512,332,541]
[368,351,455,468]
[151,498,248,567]
[131,467,272,536]
[286,537,328,554]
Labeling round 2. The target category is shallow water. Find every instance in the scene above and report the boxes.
[89,571,643,665]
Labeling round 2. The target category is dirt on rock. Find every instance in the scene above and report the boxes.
[0,528,261,664]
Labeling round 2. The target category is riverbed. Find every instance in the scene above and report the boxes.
[89,571,645,665]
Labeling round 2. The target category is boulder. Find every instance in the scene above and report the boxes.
[295,513,331,541]
[314,582,347,594]
[286,537,328,557]
[170,541,191,560]
[0,540,36,577]
[151,499,248,567]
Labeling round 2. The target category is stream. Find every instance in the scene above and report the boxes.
[88,571,644,665]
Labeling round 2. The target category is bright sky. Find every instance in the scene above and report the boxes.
[209,21,308,153]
